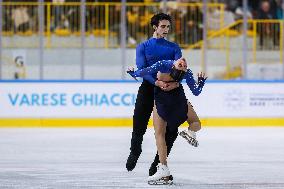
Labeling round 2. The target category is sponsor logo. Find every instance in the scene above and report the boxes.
[224,90,246,110]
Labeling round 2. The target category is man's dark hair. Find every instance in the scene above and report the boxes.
[150,13,172,27]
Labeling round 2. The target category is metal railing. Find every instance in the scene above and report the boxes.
[1,2,224,48]
[1,2,283,80]
[187,19,284,79]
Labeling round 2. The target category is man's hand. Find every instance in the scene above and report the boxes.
[163,82,179,91]
[155,80,169,90]
[155,80,179,91]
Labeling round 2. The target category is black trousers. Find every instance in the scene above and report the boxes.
[130,80,178,161]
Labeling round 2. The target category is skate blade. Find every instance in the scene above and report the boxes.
[179,133,199,147]
[148,176,173,185]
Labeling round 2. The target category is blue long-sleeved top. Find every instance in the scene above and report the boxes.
[136,37,182,84]
[129,60,205,96]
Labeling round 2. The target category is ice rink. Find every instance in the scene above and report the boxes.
[0,127,284,189]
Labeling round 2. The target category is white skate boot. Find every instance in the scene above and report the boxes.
[179,129,199,147]
[147,163,173,185]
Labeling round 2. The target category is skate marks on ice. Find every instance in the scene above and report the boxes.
[0,167,204,188]
[0,128,284,188]
[0,162,147,188]
[173,182,284,189]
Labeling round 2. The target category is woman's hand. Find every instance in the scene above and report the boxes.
[197,72,207,85]
[127,67,134,72]
[174,58,187,71]
[197,71,206,78]
[127,67,138,81]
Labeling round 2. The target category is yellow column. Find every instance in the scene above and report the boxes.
[104,4,109,48]
[252,20,257,64]
[219,4,225,49]
[47,3,51,48]
[225,30,230,79]
[280,20,283,64]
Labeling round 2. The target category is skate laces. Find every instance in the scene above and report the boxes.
[156,163,170,176]
[156,163,164,172]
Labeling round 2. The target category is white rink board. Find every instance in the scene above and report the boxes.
[0,81,284,118]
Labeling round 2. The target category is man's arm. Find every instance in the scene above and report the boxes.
[174,44,182,60]
[136,44,156,84]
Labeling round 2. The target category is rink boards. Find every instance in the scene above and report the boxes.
[0,80,284,127]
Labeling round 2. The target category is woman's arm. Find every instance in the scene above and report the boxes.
[185,70,207,96]
[128,60,174,79]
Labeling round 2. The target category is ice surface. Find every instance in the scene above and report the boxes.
[0,127,284,189]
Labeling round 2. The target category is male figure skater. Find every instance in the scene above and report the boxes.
[126,13,182,176]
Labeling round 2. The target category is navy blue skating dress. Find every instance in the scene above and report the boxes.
[128,60,205,131]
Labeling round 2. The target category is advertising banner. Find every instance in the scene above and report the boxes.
[0,81,283,118]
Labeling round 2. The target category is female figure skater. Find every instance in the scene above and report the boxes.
[127,58,207,185]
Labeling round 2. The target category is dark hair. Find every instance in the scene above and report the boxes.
[150,13,172,27]
[170,68,186,82]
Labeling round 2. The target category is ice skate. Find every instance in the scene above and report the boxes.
[147,163,173,185]
[126,133,142,171]
[179,129,199,147]
[126,152,139,171]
